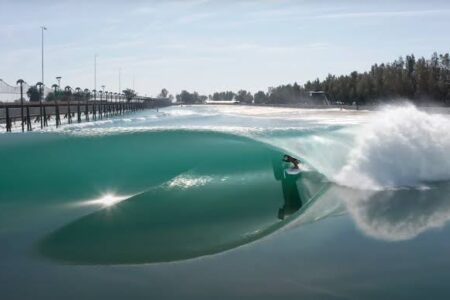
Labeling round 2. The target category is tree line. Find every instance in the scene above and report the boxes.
[26,84,138,102]
[175,52,450,106]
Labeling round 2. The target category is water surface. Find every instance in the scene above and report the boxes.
[1,104,450,299]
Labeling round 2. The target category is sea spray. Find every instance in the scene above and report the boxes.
[335,104,450,190]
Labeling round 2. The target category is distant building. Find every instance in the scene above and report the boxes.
[308,91,330,105]
[205,99,239,104]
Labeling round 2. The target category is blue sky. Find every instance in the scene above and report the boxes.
[1,0,450,96]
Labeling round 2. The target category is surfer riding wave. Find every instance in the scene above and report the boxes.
[283,154,300,170]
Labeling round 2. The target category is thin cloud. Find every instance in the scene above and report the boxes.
[310,9,450,19]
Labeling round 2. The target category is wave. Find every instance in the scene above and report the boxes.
[334,105,450,190]
[3,104,449,264]
[31,129,327,264]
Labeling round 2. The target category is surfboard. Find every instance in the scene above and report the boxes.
[285,167,301,175]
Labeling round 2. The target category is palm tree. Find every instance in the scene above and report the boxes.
[16,79,26,132]
[64,86,72,100]
[36,82,44,101]
[84,88,90,100]
[91,89,97,119]
[48,84,59,102]
[74,87,81,101]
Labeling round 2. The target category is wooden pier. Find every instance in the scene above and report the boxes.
[0,99,168,132]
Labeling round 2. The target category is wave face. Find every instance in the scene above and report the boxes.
[29,130,326,264]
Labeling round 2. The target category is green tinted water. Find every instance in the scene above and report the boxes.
[1,105,450,299]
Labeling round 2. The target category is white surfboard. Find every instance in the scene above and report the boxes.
[285,167,302,175]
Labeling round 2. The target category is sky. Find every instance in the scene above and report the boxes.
[1,0,450,97]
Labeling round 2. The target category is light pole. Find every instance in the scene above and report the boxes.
[94,54,98,92]
[101,85,105,102]
[36,82,44,129]
[119,68,121,95]
[16,79,25,132]
[65,86,72,124]
[41,26,47,86]
[56,76,61,89]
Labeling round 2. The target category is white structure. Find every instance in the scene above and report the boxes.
[205,99,239,104]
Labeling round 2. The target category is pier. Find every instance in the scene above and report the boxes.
[0,99,170,132]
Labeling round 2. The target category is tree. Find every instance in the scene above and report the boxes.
[176,90,206,104]
[64,86,72,102]
[159,88,169,98]
[74,87,83,100]
[235,90,253,104]
[177,90,193,103]
[36,82,44,102]
[123,89,137,102]
[177,52,450,107]
[84,89,91,100]
[45,92,57,102]
[27,86,40,102]
[212,91,236,101]
[268,84,307,104]
[254,91,268,104]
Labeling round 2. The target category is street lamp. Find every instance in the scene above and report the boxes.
[65,86,72,124]
[36,81,44,129]
[94,54,98,91]
[41,26,47,86]
[56,76,62,89]
[16,79,25,132]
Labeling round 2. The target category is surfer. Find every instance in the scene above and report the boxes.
[282,154,300,169]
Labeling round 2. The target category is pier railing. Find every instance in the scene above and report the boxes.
[0,99,168,132]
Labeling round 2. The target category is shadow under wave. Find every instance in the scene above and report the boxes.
[37,130,328,265]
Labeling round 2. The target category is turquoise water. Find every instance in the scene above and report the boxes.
[1,104,450,299]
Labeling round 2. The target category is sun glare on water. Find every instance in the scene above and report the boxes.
[79,193,131,208]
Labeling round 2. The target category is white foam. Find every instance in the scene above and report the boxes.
[335,104,450,190]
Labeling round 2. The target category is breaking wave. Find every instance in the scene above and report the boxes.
[334,105,450,190]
